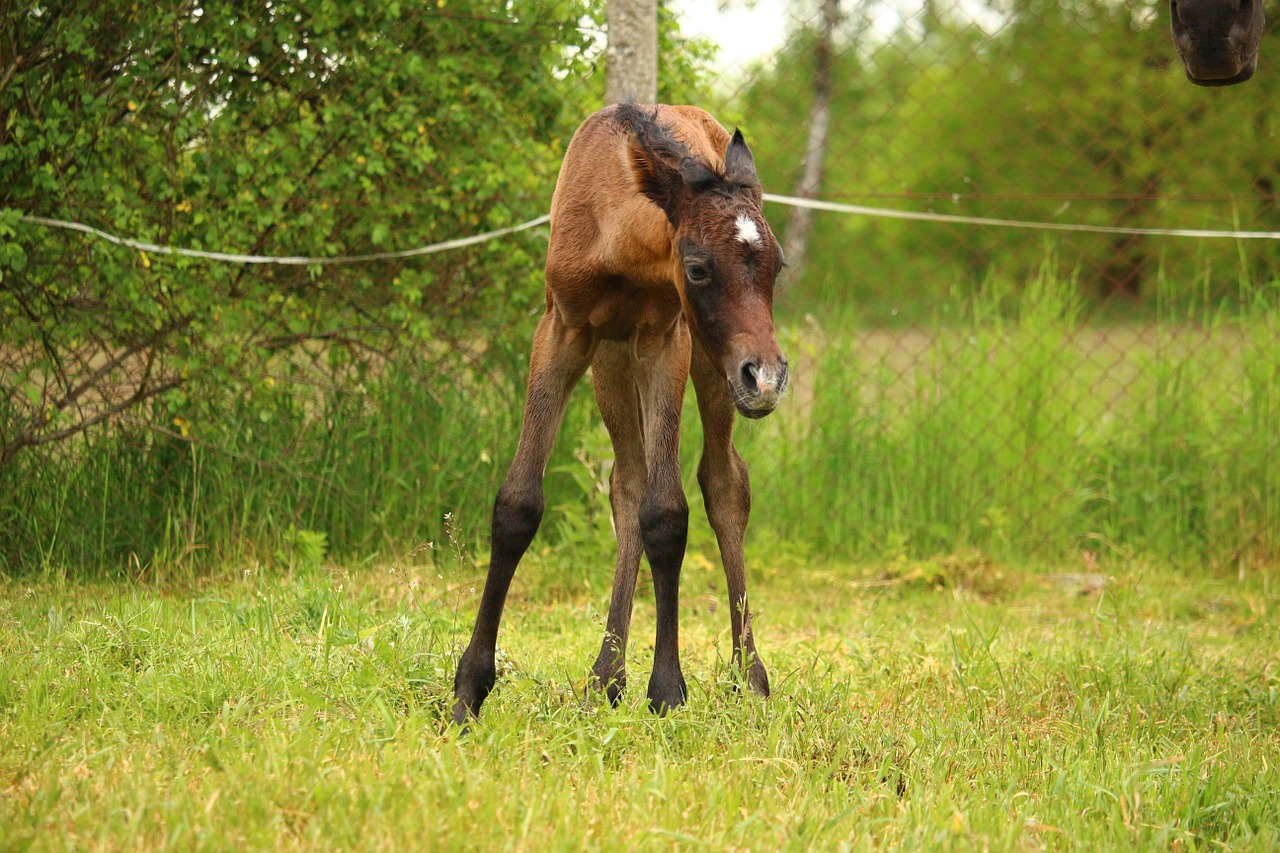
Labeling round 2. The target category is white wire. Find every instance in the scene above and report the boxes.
[761,193,1280,240]
[17,213,551,265]
[17,192,1280,268]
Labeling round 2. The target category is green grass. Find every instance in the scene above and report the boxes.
[2,554,1278,850]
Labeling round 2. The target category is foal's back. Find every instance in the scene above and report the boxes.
[545,104,731,309]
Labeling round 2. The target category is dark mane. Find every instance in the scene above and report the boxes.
[613,102,689,168]
[613,101,757,198]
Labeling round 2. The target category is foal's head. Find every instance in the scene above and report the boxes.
[621,105,788,418]
[1171,0,1264,85]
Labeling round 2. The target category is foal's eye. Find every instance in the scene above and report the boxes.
[685,262,709,283]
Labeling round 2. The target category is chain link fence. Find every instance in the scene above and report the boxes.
[1,1,1277,574]
[674,0,1280,570]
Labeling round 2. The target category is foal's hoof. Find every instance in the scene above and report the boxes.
[587,669,627,707]
[746,659,770,698]
[730,651,770,698]
[448,699,477,732]
[589,645,627,707]
[646,668,687,716]
[451,657,496,728]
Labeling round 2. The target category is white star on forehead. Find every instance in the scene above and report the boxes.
[734,213,761,247]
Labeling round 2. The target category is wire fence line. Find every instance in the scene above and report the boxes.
[20,195,1280,269]
[2,1,1279,574]
[16,214,554,265]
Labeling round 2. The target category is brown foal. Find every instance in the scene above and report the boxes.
[451,102,788,724]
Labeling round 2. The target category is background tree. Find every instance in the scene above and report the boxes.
[779,0,844,282]
[607,0,659,102]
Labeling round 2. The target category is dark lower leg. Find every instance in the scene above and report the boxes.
[641,480,689,714]
[699,453,770,698]
[450,310,591,725]
[692,341,769,697]
[726,581,769,697]
[451,481,543,724]
[589,555,639,705]
[636,325,693,714]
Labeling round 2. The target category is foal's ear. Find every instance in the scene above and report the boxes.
[628,135,689,226]
[724,129,760,188]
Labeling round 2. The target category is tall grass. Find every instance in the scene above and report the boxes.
[2,262,1278,577]
[0,338,526,578]
[744,262,1280,568]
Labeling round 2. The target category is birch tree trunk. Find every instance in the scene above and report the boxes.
[782,0,842,283]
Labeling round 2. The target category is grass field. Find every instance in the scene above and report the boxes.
[3,551,1278,850]
[3,268,1278,848]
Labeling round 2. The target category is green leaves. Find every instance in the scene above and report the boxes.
[0,2,731,570]
[0,1,602,468]
[0,208,26,278]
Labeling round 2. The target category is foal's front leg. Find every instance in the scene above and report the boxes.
[451,309,593,725]
[691,340,770,697]
[635,320,693,714]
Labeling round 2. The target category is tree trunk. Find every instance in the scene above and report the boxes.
[782,0,842,283]
[606,0,658,105]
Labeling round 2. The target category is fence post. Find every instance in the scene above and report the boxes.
[606,0,658,104]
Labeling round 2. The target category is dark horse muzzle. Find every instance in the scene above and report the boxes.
[1171,0,1264,86]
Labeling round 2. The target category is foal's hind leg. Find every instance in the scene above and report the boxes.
[587,341,646,705]
[451,308,593,725]
[691,340,770,697]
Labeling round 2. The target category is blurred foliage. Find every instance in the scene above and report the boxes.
[735,0,1280,320]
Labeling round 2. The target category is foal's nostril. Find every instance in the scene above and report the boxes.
[739,357,787,397]
[740,359,761,394]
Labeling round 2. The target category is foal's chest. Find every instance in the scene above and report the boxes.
[584,274,683,342]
